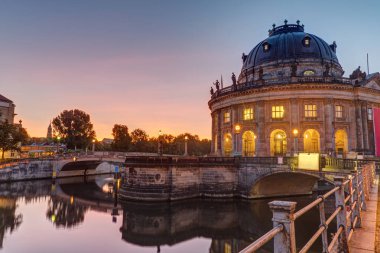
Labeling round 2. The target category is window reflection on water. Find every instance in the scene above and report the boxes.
[0,175,335,253]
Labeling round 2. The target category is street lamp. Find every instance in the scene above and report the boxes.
[184,136,188,156]
[234,124,241,156]
[158,130,163,156]
[293,129,299,155]
[56,136,61,154]
[92,139,96,153]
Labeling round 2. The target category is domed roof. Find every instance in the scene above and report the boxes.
[242,22,340,70]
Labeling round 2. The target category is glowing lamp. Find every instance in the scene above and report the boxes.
[292,129,299,136]
[234,124,241,133]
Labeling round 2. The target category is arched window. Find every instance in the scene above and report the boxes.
[303,129,320,153]
[223,133,233,156]
[335,129,348,155]
[262,42,271,52]
[242,131,256,156]
[302,36,311,47]
[303,70,315,76]
[270,130,287,156]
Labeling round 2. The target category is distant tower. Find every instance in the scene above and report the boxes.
[47,122,53,139]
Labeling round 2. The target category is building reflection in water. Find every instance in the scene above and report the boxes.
[0,175,336,253]
[120,196,337,253]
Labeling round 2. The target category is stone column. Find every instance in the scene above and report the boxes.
[361,102,369,151]
[355,101,364,151]
[349,103,357,152]
[324,99,334,153]
[290,99,299,154]
[233,106,241,155]
[256,101,266,156]
[217,110,222,155]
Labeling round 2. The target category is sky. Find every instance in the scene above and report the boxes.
[1,0,380,140]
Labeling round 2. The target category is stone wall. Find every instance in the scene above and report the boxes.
[119,164,320,201]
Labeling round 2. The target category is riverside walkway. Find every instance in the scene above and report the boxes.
[349,175,379,252]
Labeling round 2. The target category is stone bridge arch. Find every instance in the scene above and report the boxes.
[249,171,331,198]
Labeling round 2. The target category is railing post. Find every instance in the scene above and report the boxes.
[318,198,329,253]
[359,170,367,211]
[334,177,349,253]
[351,170,361,228]
[268,201,297,253]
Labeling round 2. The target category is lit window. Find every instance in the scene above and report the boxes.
[368,108,373,120]
[272,106,284,119]
[335,105,343,119]
[224,112,230,123]
[263,42,270,52]
[243,108,254,120]
[303,36,311,47]
[304,104,317,118]
[303,70,315,76]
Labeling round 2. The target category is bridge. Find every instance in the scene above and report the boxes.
[0,153,125,182]
[120,156,365,201]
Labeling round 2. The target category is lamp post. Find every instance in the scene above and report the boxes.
[234,124,241,156]
[293,129,299,155]
[158,130,163,156]
[56,136,61,154]
[184,136,188,156]
[92,139,96,153]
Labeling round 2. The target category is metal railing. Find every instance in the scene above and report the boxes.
[240,162,375,253]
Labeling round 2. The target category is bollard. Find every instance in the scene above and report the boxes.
[333,177,349,252]
[268,201,297,253]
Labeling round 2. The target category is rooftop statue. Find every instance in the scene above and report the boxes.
[349,66,366,80]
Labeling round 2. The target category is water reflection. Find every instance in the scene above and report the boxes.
[0,176,336,253]
[0,197,22,248]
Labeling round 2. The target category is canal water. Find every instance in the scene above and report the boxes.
[0,175,336,253]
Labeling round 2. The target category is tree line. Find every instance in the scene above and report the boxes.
[0,109,211,157]
[52,109,211,156]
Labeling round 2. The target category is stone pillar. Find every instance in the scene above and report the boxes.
[324,99,334,153]
[268,201,297,253]
[290,99,299,154]
[361,102,369,151]
[256,101,266,156]
[349,103,357,152]
[355,100,364,151]
[233,106,241,155]
[217,110,222,155]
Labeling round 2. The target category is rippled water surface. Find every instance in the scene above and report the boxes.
[0,175,335,253]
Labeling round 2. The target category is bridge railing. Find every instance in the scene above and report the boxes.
[240,162,375,253]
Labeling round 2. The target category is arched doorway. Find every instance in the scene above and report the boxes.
[242,131,256,156]
[335,129,348,155]
[270,130,287,156]
[223,133,232,156]
[303,129,320,153]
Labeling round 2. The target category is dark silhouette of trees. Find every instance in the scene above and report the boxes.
[0,122,29,159]
[52,109,96,150]
[111,124,131,151]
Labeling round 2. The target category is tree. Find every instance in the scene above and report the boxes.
[0,122,29,159]
[130,128,149,152]
[52,109,96,150]
[111,124,131,151]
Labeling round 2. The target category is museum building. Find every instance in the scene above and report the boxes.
[208,21,380,157]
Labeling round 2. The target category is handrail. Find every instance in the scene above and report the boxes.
[239,224,284,253]
[239,162,375,253]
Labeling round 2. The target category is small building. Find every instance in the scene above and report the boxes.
[208,21,380,157]
[0,94,15,124]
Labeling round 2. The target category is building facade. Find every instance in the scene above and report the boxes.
[208,21,380,157]
[0,94,15,124]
